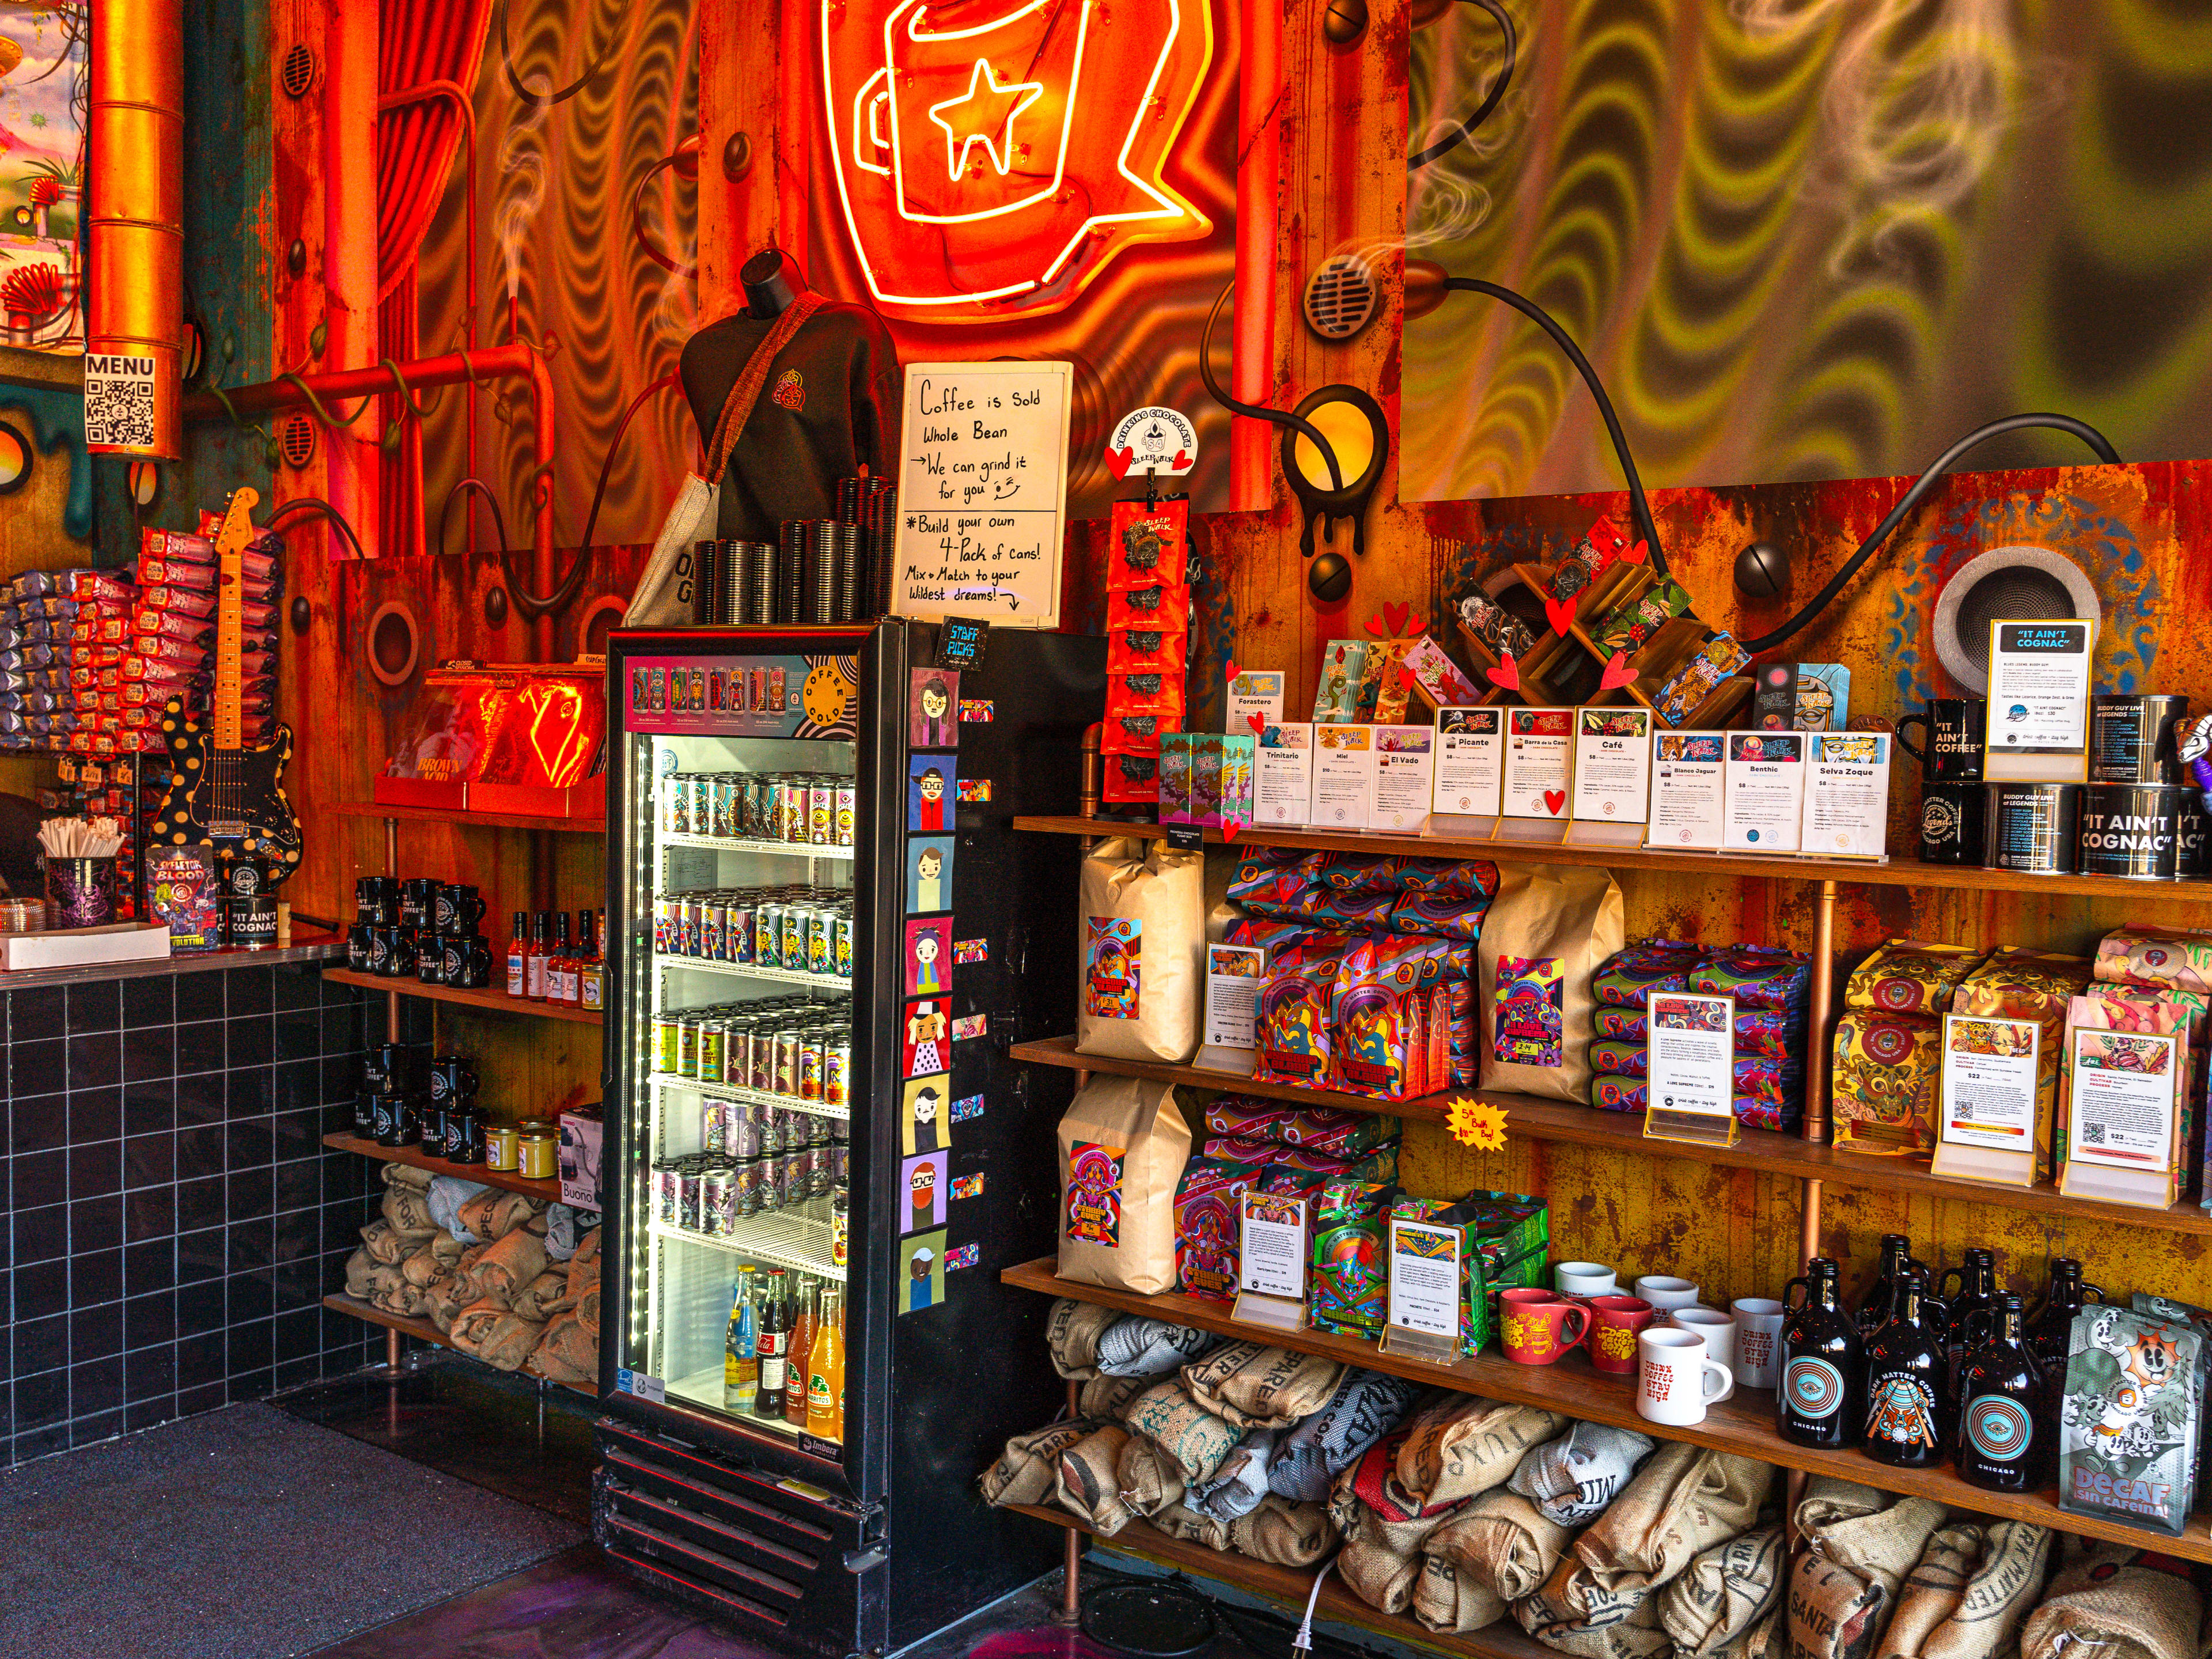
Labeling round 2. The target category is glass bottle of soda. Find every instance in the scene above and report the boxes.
[1779,1256,1864,1449]
[1956,1293,2043,1491]
[2027,1256,2105,1375]
[1863,1265,1949,1468]
[786,1277,817,1429]
[722,1270,757,1412]
[754,1267,790,1420]
[1857,1234,1923,1334]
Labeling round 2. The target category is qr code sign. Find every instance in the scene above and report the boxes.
[85,354,158,451]
[2081,1122,2105,1145]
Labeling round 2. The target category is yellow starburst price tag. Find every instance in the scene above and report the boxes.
[1446,1095,1508,1153]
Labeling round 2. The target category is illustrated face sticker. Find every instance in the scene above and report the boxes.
[902,1077,948,1156]
[904,916,952,997]
[899,1229,947,1315]
[908,755,953,832]
[902,997,950,1080]
[907,835,955,914]
[901,1149,948,1233]
[910,668,960,749]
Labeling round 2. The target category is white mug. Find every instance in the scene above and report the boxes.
[1556,1261,1617,1298]
[1731,1297,1786,1391]
[1668,1308,1737,1402]
[1638,1327,1732,1427]
[1635,1275,1701,1312]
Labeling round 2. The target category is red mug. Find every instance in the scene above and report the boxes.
[1588,1294,1657,1375]
[1500,1288,1590,1365]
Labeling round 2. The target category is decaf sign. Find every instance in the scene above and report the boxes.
[892,362,1072,628]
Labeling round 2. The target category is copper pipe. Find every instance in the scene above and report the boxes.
[377,81,478,491]
[184,340,562,661]
[1059,1378,1082,1623]
[88,0,184,458]
[1232,0,1281,509]
[1800,1178,1823,1271]
[1803,880,1837,1142]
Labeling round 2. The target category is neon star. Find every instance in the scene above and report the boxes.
[927,56,1044,181]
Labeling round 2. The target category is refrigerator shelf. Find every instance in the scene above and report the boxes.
[651,1214,847,1281]
[657,954,851,994]
[661,832,855,862]
[665,1365,843,1448]
[651,1072,851,1123]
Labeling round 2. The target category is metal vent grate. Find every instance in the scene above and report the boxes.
[1302,254,1378,341]
[278,413,316,469]
[281,43,316,99]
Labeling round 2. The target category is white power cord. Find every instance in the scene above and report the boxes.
[1292,1556,1336,1653]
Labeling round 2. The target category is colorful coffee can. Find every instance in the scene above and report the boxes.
[1983,782,2081,874]
[2079,783,2186,880]
[2090,694,2191,786]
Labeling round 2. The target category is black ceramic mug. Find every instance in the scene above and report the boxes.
[446,1105,486,1165]
[346,922,374,972]
[1896,698,1988,782]
[398,877,439,927]
[1920,782,1987,866]
[435,883,486,935]
[415,930,447,986]
[365,1041,423,1095]
[370,1092,418,1148]
[355,875,399,925]
[370,923,414,977]
[440,933,491,990]
[427,1054,479,1106]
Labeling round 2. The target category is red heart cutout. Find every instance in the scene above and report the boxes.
[1487,654,1520,691]
[1384,601,1414,636]
[1171,449,1191,472]
[1396,666,1418,692]
[1621,539,1650,566]
[1600,651,1637,691]
[1220,819,1245,842]
[1543,789,1567,816]
[1245,713,1266,735]
[1225,659,1241,683]
[1544,597,1576,638]
[1104,445,1135,480]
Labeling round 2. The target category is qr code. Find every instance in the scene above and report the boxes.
[85,370,156,449]
[2081,1122,2105,1145]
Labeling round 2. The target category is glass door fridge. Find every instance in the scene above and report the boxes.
[596,620,1104,1657]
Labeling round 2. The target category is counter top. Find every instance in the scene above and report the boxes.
[0,929,344,990]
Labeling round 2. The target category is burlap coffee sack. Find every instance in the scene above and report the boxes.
[1335,1427,1471,1557]
[400,1233,465,1287]
[1427,1487,1575,1601]
[1123,1380,1244,1483]
[1740,1606,1786,1659]
[381,1162,433,1190]
[1789,1479,1948,1659]
[1054,1425,1135,1537]
[1340,1532,1425,1616]
[344,1247,382,1298]
[475,1227,550,1304]
[1118,1434,1190,1517]
[531,1310,595,1384]
[512,1267,574,1321]
[1270,1370,1422,1503]
[1879,1522,2052,1659]
[478,1310,545,1371]
[1510,1422,1658,1526]
[1517,1565,1673,1659]
[981,1419,1101,1508]
[1046,1298,1120,1378]
[1183,1342,1347,1429]
[381,1184,437,1236]
[573,1284,599,1334]
[1153,1503,1232,1551]
[1397,1392,1567,1506]
[565,1225,599,1301]
[1228,1496,1336,1567]
[1188,1427,1275,1521]
[1412,1552,1508,1634]
[1658,1524,1786,1655]
[2020,1538,2199,1659]
[1571,1442,1774,1607]
[371,1275,428,1317]
[1098,1316,1217,1378]
[360,1217,411,1266]
[456,1188,544,1244]
[1080,1373,1150,1420]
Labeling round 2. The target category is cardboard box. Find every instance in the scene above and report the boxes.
[559,1107,604,1213]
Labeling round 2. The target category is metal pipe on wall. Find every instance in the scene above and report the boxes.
[87,0,184,459]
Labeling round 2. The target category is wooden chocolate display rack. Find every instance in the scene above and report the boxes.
[322,1293,595,1397]
[1002,1259,2212,1563]
[320,967,605,1026]
[1008,1037,2212,1237]
[321,1131,563,1203]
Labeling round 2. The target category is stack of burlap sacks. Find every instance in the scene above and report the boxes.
[343,1164,599,1387]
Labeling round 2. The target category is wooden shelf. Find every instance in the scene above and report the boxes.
[322,1293,595,1396]
[321,1131,563,1202]
[322,967,605,1026]
[1002,1502,1556,1659]
[1014,815,2212,904]
[331,800,605,834]
[1010,1037,2212,1237]
[1002,1259,2212,1562]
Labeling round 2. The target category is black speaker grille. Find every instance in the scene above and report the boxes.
[1953,567,2073,675]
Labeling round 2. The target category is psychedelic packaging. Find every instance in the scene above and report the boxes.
[2096,929,2212,997]
[1654,631,1749,726]
[146,843,219,953]
[1844,940,1987,1016]
[2058,1304,2203,1537]
[1312,639,1368,722]
[1545,516,1631,606]
[1590,579,1691,658]
[1101,495,1190,805]
[1309,1181,1398,1337]
[1355,638,1415,724]
[1256,956,1336,1086]
[1202,1098,1402,1156]
[1173,1160,1334,1302]
[1389,1191,1549,1355]
[1832,1010,1942,1157]
[1953,946,2093,1180]
[1200,1137,1399,1184]
[1458,589,1536,660]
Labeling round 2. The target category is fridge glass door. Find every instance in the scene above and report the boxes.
[616,661,855,1450]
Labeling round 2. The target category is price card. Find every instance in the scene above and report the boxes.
[1940,1014,2040,1152]
[1228,670,1285,732]
[1256,721,1313,825]
[1232,1189,1308,1330]
[1433,707,1503,823]
[1382,1217,1464,1363]
[1804,732,1892,859]
[1501,707,1573,823]
[2067,1027,2179,1171]
[1373,724,1434,834]
[1570,705,1653,839]
[1723,732,1805,853]
[1646,732,1726,850]
[1311,723,1374,829]
[1986,619,2093,775]
[1645,992,1738,1147]
[1203,944,1265,1052]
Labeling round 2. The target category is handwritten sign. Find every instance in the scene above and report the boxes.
[892,361,1071,628]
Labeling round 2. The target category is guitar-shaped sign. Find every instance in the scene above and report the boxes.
[151,487,304,883]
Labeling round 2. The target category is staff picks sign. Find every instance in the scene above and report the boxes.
[822,0,1214,315]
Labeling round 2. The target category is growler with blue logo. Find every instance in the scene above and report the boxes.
[1956,1293,2043,1492]
[1779,1257,1863,1449]
[1863,1265,1949,1468]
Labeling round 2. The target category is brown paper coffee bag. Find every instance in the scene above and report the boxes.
[1078,838,1205,1063]
[1057,1075,1192,1294]
[1478,865,1625,1101]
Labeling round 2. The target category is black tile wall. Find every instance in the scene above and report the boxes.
[2,960,374,1464]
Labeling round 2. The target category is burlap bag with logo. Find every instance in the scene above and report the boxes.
[1228,1495,1336,1567]
[1056,1075,1191,1294]
[1183,1342,1347,1430]
[1098,1316,1218,1377]
[1516,1566,1674,1659]
[980,1419,1100,1508]
[2020,1538,2200,1659]
[1426,1486,1574,1600]
[1189,1426,1275,1521]
[1046,1298,1120,1378]
[1567,1442,1773,1609]
[1116,1431,1189,1517]
[1657,1524,1787,1656]
[1054,1425,1135,1536]
[1153,1503,1232,1551]
[1122,1379,1244,1483]
[1334,1429,1469,1615]
[1413,1552,1509,1635]
[1789,1478,1949,1659]
[1078,837,1205,1063]
[1080,1373,1150,1420]
[1477,865,1625,1101]
[1878,1521,2052,1659]
[1396,1392,1568,1507]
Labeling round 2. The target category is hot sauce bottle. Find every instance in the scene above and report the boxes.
[506,911,529,997]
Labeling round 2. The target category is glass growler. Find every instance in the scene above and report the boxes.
[1956,1293,2043,1491]
[1938,1247,1998,1403]
[1779,1257,1864,1449]
[1858,1234,1925,1333]
[1863,1266,1950,1468]
[2027,1257,2105,1376]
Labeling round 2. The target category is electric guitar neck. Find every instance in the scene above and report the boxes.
[210,486,252,824]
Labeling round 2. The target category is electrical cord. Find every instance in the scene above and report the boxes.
[262,494,366,562]
[1408,0,1515,170]
[496,0,619,106]
[1196,281,1345,497]
[1736,412,2121,654]
[1441,275,1668,578]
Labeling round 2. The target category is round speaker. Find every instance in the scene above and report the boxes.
[281,43,317,99]
[578,594,628,655]
[1932,546,2101,694]
[367,601,421,687]
[1302,254,1378,342]
[278,414,316,469]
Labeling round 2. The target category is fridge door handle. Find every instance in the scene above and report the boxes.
[843,1545,888,1574]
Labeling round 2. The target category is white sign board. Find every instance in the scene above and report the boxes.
[892,362,1072,628]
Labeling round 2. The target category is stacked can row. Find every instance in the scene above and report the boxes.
[654,887,855,980]
[653,995,852,1107]
[662,771,857,847]
[654,1149,849,1235]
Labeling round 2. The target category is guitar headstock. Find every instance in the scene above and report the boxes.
[214,486,260,566]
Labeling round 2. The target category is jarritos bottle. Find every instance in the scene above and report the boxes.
[1956,1293,2043,1491]
[1862,1266,1950,1469]
[1779,1256,1864,1449]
